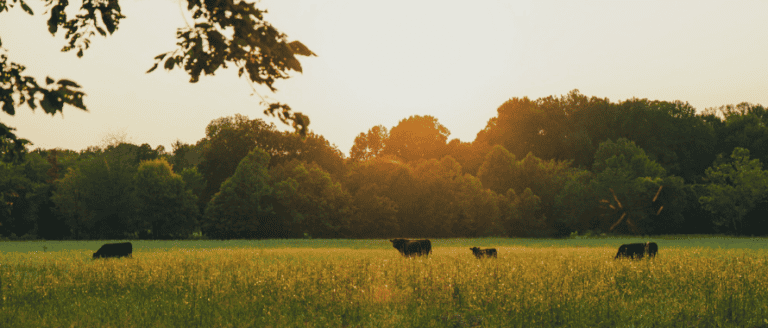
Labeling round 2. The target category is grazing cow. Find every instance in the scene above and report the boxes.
[646,242,658,258]
[93,242,133,259]
[470,247,497,259]
[390,239,432,257]
[614,243,646,259]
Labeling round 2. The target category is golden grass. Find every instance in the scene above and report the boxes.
[1,242,767,327]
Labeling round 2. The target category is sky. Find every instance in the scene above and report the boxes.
[2,0,768,156]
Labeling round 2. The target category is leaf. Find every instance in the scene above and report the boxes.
[164,57,175,70]
[45,77,55,85]
[102,12,115,34]
[284,56,302,73]
[40,97,54,114]
[57,79,81,88]
[146,63,159,73]
[19,0,33,15]
[3,101,14,116]
[287,41,316,57]
[154,53,167,61]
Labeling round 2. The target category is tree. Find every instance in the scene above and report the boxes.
[344,156,404,237]
[179,167,206,199]
[203,147,275,239]
[477,145,517,195]
[1,0,315,161]
[699,147,768,235]
[552,168,596,236]
[198,115,345,207]
[350,125,388,162]
[169,140,204,173]
[452,173,506,237]
[410,156,464,237]
[134,159,198,239]
[33,148,72,239]
[52,148,138,239]
[268,131,346,178]
[445,139,490,176]
[270,160,351,238]
[346,185,399,238]
[0,159,48,238]
[198,115,281,207]
[590,138,685,235]
[712,104,768,168]
[612,99,717,183]
[475,95,571,162]
[504,188,543,237]
[383,115,450,162]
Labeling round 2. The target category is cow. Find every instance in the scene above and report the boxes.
[390,239,432,257]
[646,242,658,258]
[93,242,133,259]
[470,247,497,259]
[614,243,646,259]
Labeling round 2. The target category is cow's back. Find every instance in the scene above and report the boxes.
[93,242,133,259]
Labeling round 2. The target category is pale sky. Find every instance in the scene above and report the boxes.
[2,0,768,156]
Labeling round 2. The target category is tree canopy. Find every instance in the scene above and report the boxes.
[0,0,315,162]
[6,89,768,239]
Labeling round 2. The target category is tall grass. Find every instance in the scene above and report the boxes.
[1,238,768,327]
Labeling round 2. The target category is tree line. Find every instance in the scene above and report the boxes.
[2,90,768,240]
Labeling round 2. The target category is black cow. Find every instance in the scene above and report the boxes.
[93,242,133,259]
[646,242,658,258]
[390,239,432,257]
[614,243,646,259]
[470,247,497,259]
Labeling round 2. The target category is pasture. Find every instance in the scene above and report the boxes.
[1,237,767,327]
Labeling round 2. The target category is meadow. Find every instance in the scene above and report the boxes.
[1,237,767,327]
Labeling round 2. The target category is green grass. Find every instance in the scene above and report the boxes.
[1,237,768,327]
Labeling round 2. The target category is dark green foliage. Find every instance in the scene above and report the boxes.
[269,131,346,178]
[179,167,205,198]
[197,115,281,207]
[198,114,345,209]
[476,90,718,183]
[169,140,204,173]
[477,145,516,195]
[477,145,575,236]
[9,88,768,238]
[0,160,47,238]
[52,149,138,239]
[452,172,506,237]
[134,159,198,239]
[590,138,686,235]
[444,139,490,176]
[709,103,768,169]
[552,168,596,236]
[203,147,275,239]
[699,147,768,235]
[269,160,351,238]
[344,157,403,237]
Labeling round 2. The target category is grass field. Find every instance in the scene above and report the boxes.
[1,236,768,327]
